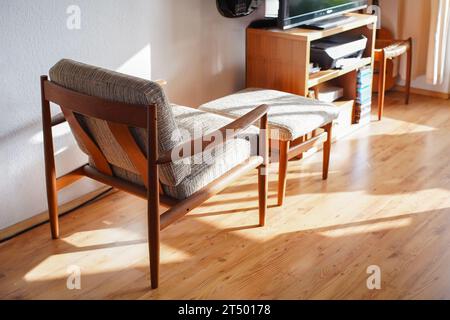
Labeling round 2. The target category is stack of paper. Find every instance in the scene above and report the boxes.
[317,85,344,103]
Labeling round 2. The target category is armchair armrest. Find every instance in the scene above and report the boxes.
[157,104,269,164]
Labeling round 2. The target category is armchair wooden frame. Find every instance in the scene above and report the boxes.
[40,75,269,289]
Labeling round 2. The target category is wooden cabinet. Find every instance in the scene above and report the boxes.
[246,13,378,138]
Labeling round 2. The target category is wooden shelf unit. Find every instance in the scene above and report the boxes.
[308,57,372,88]
[246,13,377,96]
[246,13,377,138]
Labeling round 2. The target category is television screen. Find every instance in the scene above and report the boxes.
[276,0,368,29]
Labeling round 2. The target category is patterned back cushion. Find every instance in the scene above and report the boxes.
[49,59,188,186]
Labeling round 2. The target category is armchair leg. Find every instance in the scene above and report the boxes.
[148,205,160,289]
[41,76,59,239]
[405,38,413,105]
[147,105,160,289]
[148,171,160,289]
[322,123,333,180]
[277,140,290,207]
[46,174,59,239]
[44,143,58,239]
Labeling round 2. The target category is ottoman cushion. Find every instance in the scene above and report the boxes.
[199,88,340,141]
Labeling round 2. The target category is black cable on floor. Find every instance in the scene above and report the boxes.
[0,187,114,244]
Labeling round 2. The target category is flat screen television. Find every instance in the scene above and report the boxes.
[275,0,369,30]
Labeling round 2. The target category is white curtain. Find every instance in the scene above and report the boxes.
[395,0,450,86]
[426,0,450,85]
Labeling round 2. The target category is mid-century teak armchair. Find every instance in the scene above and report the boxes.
[41,59,269,289]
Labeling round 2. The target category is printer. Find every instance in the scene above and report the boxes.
[310,34,368,70]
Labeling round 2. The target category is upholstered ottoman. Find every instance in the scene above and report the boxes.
[199,88,340,206]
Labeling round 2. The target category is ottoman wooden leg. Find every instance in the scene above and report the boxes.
[322,123,333,180]
[277,140,290,207]
[294,136,304,160]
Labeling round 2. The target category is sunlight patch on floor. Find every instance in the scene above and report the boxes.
[62,228,142,247]
[319,217,412,238]
[23,242,190,283]
[392,117,439,132]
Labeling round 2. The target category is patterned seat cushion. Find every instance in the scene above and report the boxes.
[163,104,259,200]
[109,104,259,200]
[49,59,188,187]
[199,88,340,141]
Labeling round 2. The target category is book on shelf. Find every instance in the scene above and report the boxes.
[357,82,371,89]
[357,85,372,94]
[356,66,373,105]
[353,102,372,124]
[356,97,372,105]
[356,94,372,105]
[357,66,373,86]
[358,66,372,76]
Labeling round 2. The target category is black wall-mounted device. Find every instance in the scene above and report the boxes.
[216,0,263,18]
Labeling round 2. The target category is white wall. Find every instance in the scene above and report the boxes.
[397,27,450,93]
[0,0,264,230]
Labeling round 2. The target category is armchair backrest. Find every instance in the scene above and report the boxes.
[48,59,188,187]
